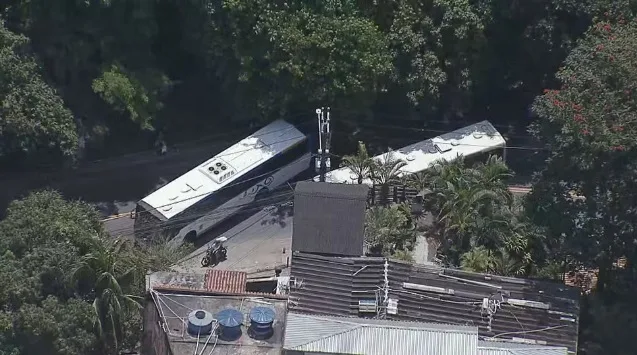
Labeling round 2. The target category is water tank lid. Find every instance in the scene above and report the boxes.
[250,307,275,324]
[216,309,243,327]
[188,310,214,327]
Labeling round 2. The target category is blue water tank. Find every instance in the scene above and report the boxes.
[187,310,214,336]
[248,307,275,340]
[216,308,243,341]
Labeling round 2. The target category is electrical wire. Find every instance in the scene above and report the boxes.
[339,119,534,141]
[103,120,540,238]
[489,324,568,338]
[112,133,535,223]
[0,111,317,177]
[107,187,296,238]
[332,107,529,131]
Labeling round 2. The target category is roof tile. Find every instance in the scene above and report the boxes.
[204,269,247,293]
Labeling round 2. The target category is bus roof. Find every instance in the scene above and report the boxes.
[317,120,506,185]
[141,120,306,220]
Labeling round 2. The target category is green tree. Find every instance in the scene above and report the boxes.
[92,65,170,130]
[387,0,488,116]
[209,0,393,120]
[72,238,142,353]
[341,141,373,184]
[527,17,637,286]
[0,191,107,354]
[527,18,637,354]
[0,21,78,166]
[370,150,407,205]
[422,156,533,268]
[364,202,416,257]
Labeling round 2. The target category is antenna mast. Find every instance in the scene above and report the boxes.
[316,107,332,182]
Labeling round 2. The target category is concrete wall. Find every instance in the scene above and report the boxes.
[141,299,172,355]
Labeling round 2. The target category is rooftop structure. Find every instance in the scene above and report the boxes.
[478,340,568,355]
[139,120,307,221]
[292,182,368,256]
[146,292,287,355]
[284,312,478,355]
[288,252,580,353]
[317,120,506,185]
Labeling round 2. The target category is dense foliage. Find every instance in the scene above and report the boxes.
[0,21,78,167]
[0,0,633,167]
[527,16,637,355]
[0,191,191,355]
[2,0,637,354]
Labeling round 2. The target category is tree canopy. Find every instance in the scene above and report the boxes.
[2,0,637,354]
[0,191,190,355]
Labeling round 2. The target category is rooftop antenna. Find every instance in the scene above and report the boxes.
[316,107,332,182]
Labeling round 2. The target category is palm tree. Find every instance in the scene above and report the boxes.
[370,150,407,205]
[364,203,415,256]
[424,156,520,266]
[460,247,525,276]
[460,246,494,273]
[341,141,373,184]
[72,237,142,353]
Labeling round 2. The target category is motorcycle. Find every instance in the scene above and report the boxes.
[201,236,228,267]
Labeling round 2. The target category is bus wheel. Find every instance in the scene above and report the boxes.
[185,231,197,243]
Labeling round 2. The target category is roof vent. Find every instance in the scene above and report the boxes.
[186,310,214,336]
[248,307,275,340]
[216,308,243,341]
[200,159,236,184]
[358,299,377,313]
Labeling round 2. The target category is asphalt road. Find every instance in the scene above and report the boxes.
[174,205,293,275]
[0,142,227,223]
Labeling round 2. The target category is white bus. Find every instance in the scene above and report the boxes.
[134,120,312,243]
[316,120,506,184]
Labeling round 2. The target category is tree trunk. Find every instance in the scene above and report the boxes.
[380,184,390,206]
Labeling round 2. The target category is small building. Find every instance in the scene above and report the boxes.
[142,270,288,355]
[288,252,580,353]
[292,182,368,256]
[282,312,568,355]
[284,312,478,355]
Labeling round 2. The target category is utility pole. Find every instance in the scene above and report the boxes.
[315,107,332,182]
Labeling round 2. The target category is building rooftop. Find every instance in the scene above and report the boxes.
[288,252,580,353]
[152,292,287,355]
[478,340,568,355]
[292,182,368,256]
[284,312,478,355]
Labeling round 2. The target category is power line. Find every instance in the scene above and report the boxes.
[117,152,317,223]
[104,135,536,225]
[0,117,316,180]
[115,187,295,236]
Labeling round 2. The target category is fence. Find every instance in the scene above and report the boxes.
[367,184,420,206]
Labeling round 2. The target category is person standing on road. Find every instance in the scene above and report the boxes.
[155,131,168,156]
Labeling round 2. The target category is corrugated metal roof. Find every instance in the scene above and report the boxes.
[204,269,247,293]
[284,312,478,355]
[478,340,568,355]
[288,252,581,352]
